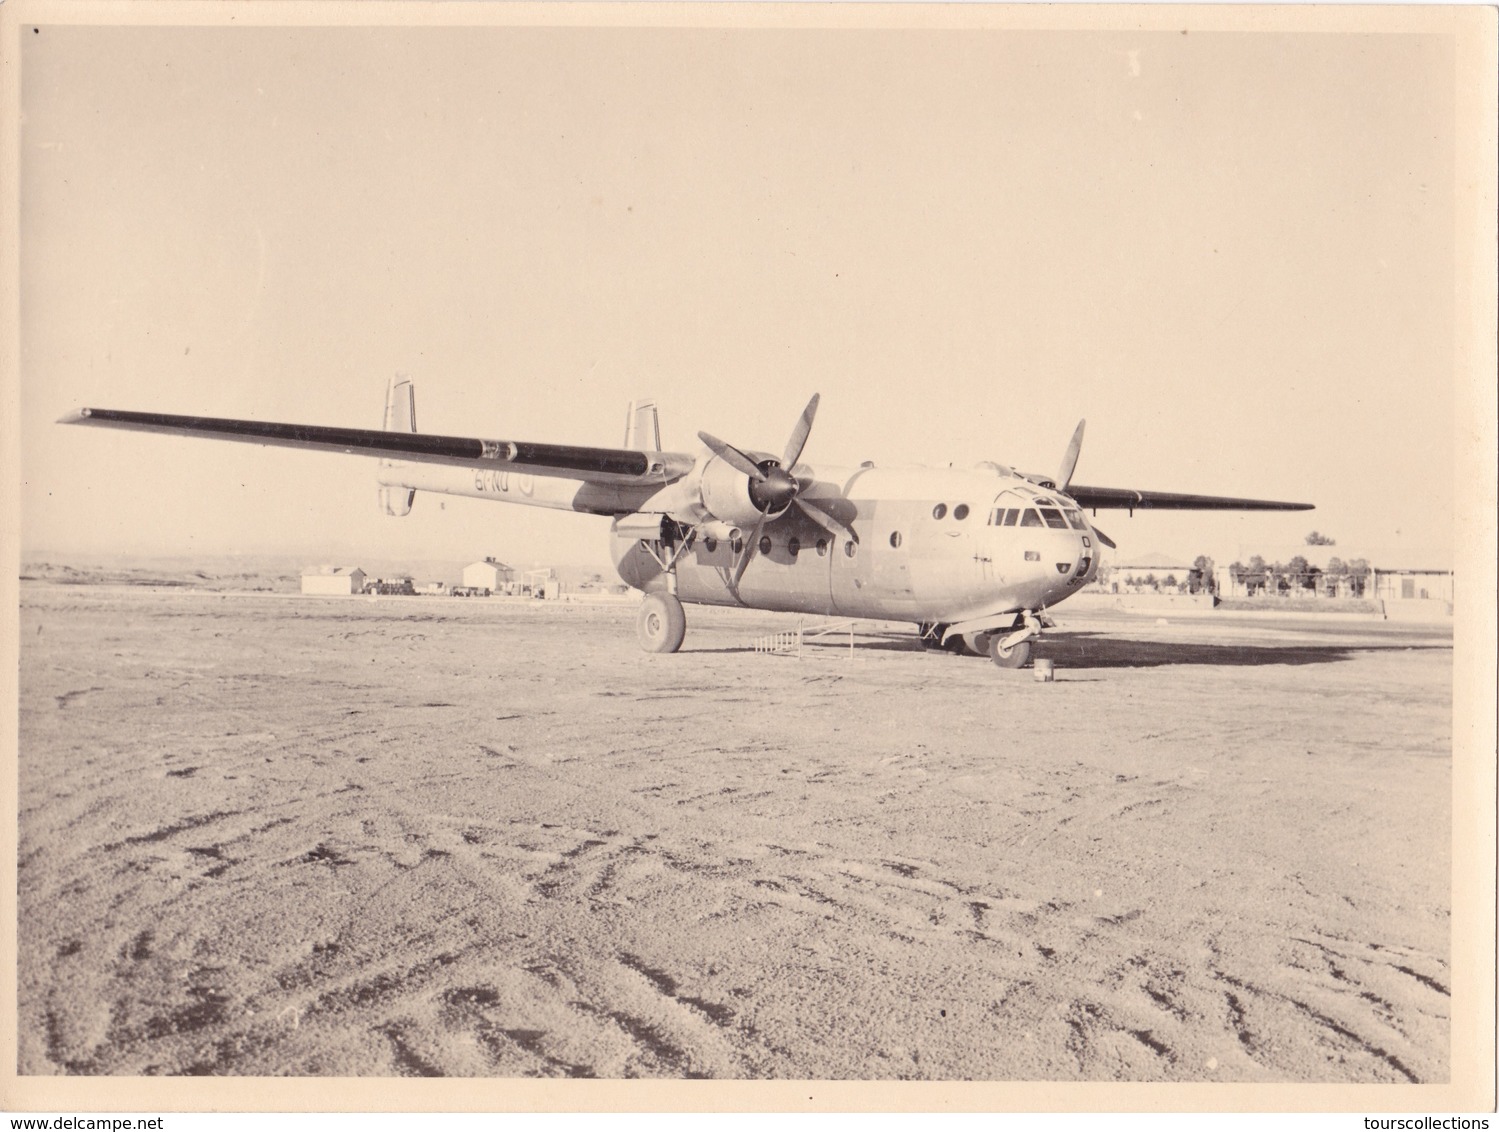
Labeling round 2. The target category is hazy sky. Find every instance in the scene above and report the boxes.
[19,17,1461,572]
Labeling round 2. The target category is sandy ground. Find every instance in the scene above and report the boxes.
[17,585,1452,1080]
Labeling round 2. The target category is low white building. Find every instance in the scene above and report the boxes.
[301,565,366,596]
[1105,553,1198,594]
[462,557,514,593]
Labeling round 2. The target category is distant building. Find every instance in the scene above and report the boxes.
[1216,545,1453,611]
[1105,552,1197,594]
[301,565,366,596]
[1370,566,1454,606]
[462,557,514,593]
[525,567,561,600]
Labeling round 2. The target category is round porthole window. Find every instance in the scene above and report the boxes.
[759,535,773,555]
[704,536,717,552]
[932,503,948,520]
[731,538,743,554]
[890,531,903,548]
[845,541,858,558]
[787,537,800,558]
[816,539,828,556]
[953,504,970,521]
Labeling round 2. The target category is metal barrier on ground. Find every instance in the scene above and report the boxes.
[752,619,857,658]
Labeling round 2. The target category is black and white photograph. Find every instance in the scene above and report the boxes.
[6,0,1494,1113]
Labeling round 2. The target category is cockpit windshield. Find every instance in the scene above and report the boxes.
[990,490,1087,532]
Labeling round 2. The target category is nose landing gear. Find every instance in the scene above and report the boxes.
[988,634,1033,669]
[923,610,1047,667]
[989,611,1043,668]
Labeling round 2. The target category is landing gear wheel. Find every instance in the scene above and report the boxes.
[637,592,686,653]
[989,635,1033,669]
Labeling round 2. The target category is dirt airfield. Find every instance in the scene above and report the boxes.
[17,584,1452,1081]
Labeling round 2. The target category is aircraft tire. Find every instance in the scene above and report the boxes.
[637,592,687,654]
[988,635,1032,669]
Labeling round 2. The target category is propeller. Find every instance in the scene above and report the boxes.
[1057,419,1085,492]
[698,394,854,589]
[1051,417,1114,547]
[795,495,858,544]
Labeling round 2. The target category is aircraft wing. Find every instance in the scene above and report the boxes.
[59,407,696,485]
[1066,484,1313,511]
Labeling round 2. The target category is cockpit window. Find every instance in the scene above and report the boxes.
[1063,509,1087,530]
[1019,509,1043,527]
[1002,509,1019,526]
[1038,507,1069,529]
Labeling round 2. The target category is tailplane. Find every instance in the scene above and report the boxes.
[379,376,417,516]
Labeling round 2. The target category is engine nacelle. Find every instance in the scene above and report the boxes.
[698,456,766,528]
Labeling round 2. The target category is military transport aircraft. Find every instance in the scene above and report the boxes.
[62,382,1311,667]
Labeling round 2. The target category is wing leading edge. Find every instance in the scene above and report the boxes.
[1066,484,1313,511]
[59,407,696,485]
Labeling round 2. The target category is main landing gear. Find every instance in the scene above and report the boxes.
[637,592,687,653]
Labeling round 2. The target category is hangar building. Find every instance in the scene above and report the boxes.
[301,565,366,595]
[463,557,514,593]
[1218,545,1453,617]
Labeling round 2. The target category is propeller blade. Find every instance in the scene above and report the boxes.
[1091,523,1117,550]
[781,393,820,472]
[731,512,767,589]
[1057,419,1086,492]
[795,497,857,544]
[698,431,765,481]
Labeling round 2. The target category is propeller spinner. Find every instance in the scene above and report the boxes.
[697,394,854,587]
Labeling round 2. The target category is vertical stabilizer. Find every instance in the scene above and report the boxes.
[379,376,417,517]
[384,376,418,435]
[624,398,661,450]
